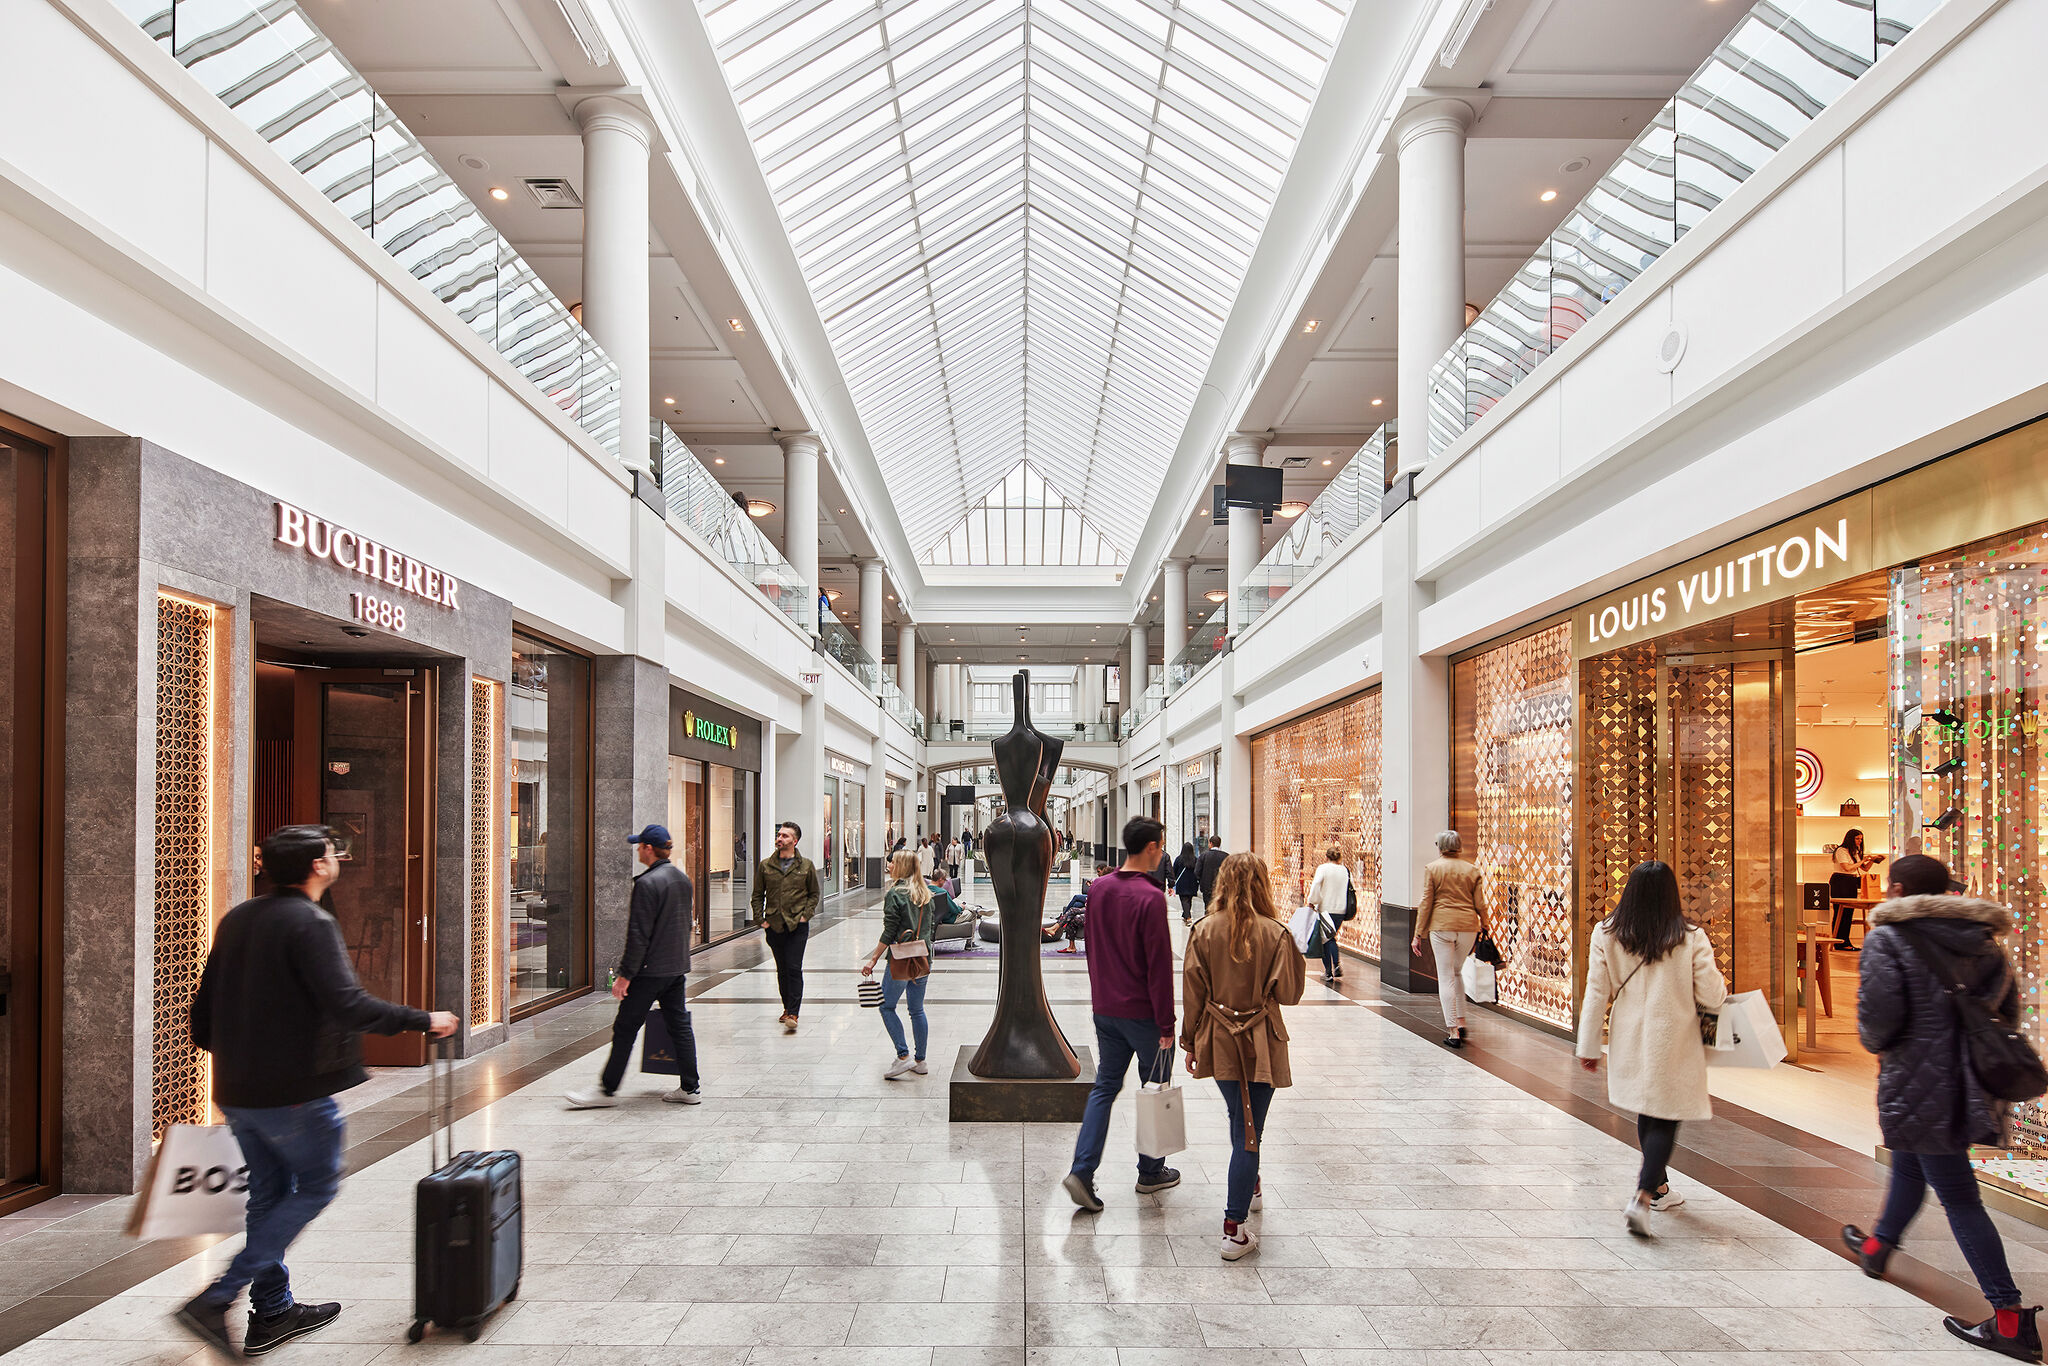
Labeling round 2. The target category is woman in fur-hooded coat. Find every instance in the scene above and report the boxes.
[1859,892,2018,1153]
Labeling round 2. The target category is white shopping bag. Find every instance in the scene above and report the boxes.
[1135,1079,1186,1160]
[1288,905,1315,955]
[1706,989,1787,1070]
[1461,955,1497,1004]
[127,1124,249,1239]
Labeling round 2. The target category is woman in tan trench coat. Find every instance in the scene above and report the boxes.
[1574,860,1727,1238]
[1182,851,1305,1262]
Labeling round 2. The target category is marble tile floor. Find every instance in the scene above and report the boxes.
[0,887,2025,1365]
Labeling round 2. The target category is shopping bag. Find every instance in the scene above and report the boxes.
[641,1010,684,1075]
[858,978,883,1008]
[1461,955,1497,1004]
[1706,989,1787,1070]
[126,1124,249,1240]
[1288,905,1315,954]
[1305,915,1328,957]
[1134,1055,1186,1160]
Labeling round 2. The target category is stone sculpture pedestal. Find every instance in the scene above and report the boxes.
[948,1045,1094,1123]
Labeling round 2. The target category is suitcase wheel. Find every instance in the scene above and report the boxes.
[506,1280,519,1303]
[406,1322,426,1344]
[464,1326,483,1343]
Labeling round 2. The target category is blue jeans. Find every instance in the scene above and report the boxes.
[1216,1080,1275,1223]
[1070,1015,1172,1182]
[1874,1150,2021,1309]
[202,1098,345,1318]
[880,973,928,1059]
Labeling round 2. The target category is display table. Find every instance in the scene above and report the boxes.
[1796,927,1833,1048]
[1832,897,1882,947]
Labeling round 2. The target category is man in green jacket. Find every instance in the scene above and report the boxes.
[752,821,822,1033]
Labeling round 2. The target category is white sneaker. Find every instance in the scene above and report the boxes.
[1220,1226,1260,1261]
[563,1088,616,1109]
[1624,1193,1652,1237]
[885,1055,918,1079]
[662,1087,702,1105]
[1648,1187,1684,1212]
[911,1059,929,1074]
[1250,1186,1263,1212]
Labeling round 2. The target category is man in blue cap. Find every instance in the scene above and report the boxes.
[564,824,700,1107]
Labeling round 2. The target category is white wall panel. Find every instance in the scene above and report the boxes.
[1477,382,1561,528]
[1415,451,1480,569]
[1843,0,2048,290]
[565,455,631,573]
[1557,291,1670,475]
[376,288,489,472]
[0,0,206,282]
[204,146,378,396]
[487,384,571,521]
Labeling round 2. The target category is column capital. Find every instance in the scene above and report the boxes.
[776,431,825,461]
[1393,97,1474,154]
[574,95,656,148]
[1222,431,1269,466]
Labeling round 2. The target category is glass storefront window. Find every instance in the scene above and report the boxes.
[843,781,866,892]
[1252,690,1384,959]
[508,634,591,1016]
[1453,622,1576,1027]
[708,764,754,941]
[822,778,838,890]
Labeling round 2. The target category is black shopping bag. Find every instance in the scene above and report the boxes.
[640,1011,683,1075]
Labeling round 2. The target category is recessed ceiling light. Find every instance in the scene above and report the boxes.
[1322,458,1334,466]
[727,317,746,332]
[838,508,847,514]
[713,457,725,465]
[663,396,675,405]
[488,187,509,201]
[745,498,775,517]
[1301,319,1321,334]
[1540,189,1558,202]
[1370,397,1384,406]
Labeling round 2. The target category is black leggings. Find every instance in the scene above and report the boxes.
[1637,1114,1679,1194]
[1177,893,1194,919]
[764,922,810,1016]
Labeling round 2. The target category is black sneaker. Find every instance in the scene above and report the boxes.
[243,1302,342,1356]
[1062,1171,1103,1212]
[176,1295,235,1360]
[1135,1167,1181,1195]
[1944,1307,2043,1361]
[1842,1224,1895,1277]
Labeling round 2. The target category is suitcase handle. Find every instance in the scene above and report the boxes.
[429,1035,456,1171]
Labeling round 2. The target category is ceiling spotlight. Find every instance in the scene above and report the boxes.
[1370,397,1384,406]
[745,499,775,517]
[663,396,676,405]
[1322,458,1334,466]
[1204,589,1228,603]
[1301,319,1321,334]
[713,457,725,465]
[488,186,509,201]
[1277,501,1309,519]
[727,317,746,332]
[1540,189,1558,202]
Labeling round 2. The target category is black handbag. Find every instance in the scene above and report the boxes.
[1897,925,2047,1103]
[1472,935,1503,967]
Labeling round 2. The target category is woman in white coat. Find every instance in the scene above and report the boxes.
[1305,849,1351,983]
[1574,860,1728,1237]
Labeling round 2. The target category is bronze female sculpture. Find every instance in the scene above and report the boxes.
[968,671,1081,1079]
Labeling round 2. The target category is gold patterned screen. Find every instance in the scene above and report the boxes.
[1251,689,1384,959]
[1452,623,1575,1026]
[469,679,501,1028]
[1673,663,1737,978]
[1576,644,1659,966]
[152,594,221,1141]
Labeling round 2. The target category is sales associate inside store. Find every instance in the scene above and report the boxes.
[1832,828,1883,950]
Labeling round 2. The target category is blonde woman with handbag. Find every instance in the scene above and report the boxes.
[862,851,936,1078]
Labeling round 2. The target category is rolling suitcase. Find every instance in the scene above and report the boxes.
[409,1039,522,1343]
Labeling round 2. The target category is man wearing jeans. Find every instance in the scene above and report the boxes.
[752,821,822,1033]
[181,825,456,1357]
[1063,815,1180,1211]
[566,824,700,1108]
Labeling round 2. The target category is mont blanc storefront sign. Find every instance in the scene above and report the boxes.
[273,501,462,610]
[1573,492,1872,659]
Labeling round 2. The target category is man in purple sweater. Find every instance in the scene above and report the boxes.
[1063,815,1180,1211]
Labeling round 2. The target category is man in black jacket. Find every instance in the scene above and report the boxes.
[1197,835,1227,912]
[565,824,700,1108]
[179,824,456,1359]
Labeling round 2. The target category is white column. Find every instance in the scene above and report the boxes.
[858,559,885,672]
[1163,559,1189,668]
[778,433,822,636]
[1225,432,1267,635]
[1218,651,1251,851]
[1131,623,1150,696]
[575,97,655,471]
[898,623,916,694]
[1395,98,1472,476]
[868,722,888,888]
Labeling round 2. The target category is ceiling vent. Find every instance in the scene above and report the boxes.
[523,178,583,209]
[1280,455,1310,468]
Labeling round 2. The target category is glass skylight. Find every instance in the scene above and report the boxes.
[698,0,1352,563]
[923,461,1118,566]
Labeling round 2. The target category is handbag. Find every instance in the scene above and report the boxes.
[887,893,933,982]
[1897,925,2047,1102]
[1134,1051,1186,1159]
[1472,934,1503,967]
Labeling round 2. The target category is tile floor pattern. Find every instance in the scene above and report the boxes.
[3,890,2003,1366]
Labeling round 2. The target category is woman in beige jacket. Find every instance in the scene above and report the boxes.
[1574,860,1728,1237]
[1182,851,1305,1262]
[1410,831,1484,1048]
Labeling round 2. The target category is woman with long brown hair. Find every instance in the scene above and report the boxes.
[1181,851,1305,1261]
[861,850,936,1078]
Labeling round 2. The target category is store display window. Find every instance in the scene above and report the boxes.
[508,633,592,1017]
[1251,690,1383,959]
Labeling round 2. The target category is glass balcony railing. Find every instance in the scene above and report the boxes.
[1119,675,1168,741]
[1239,422,1391,628]
[1424,0,1938,462]
[818,606,880,689]
[116,0,623,459]
[652,425,808,625]
[1167,607,1229,691]
[937,718,1117,742]
[879,674,926,739]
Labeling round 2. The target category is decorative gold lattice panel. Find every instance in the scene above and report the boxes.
[1251,689,1384,959]
[1576,643,1659,965]
[469,679,501,1027]
[153,593,220,1141]
[1673,664,1737,979]
[1455,623,1576,1026]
